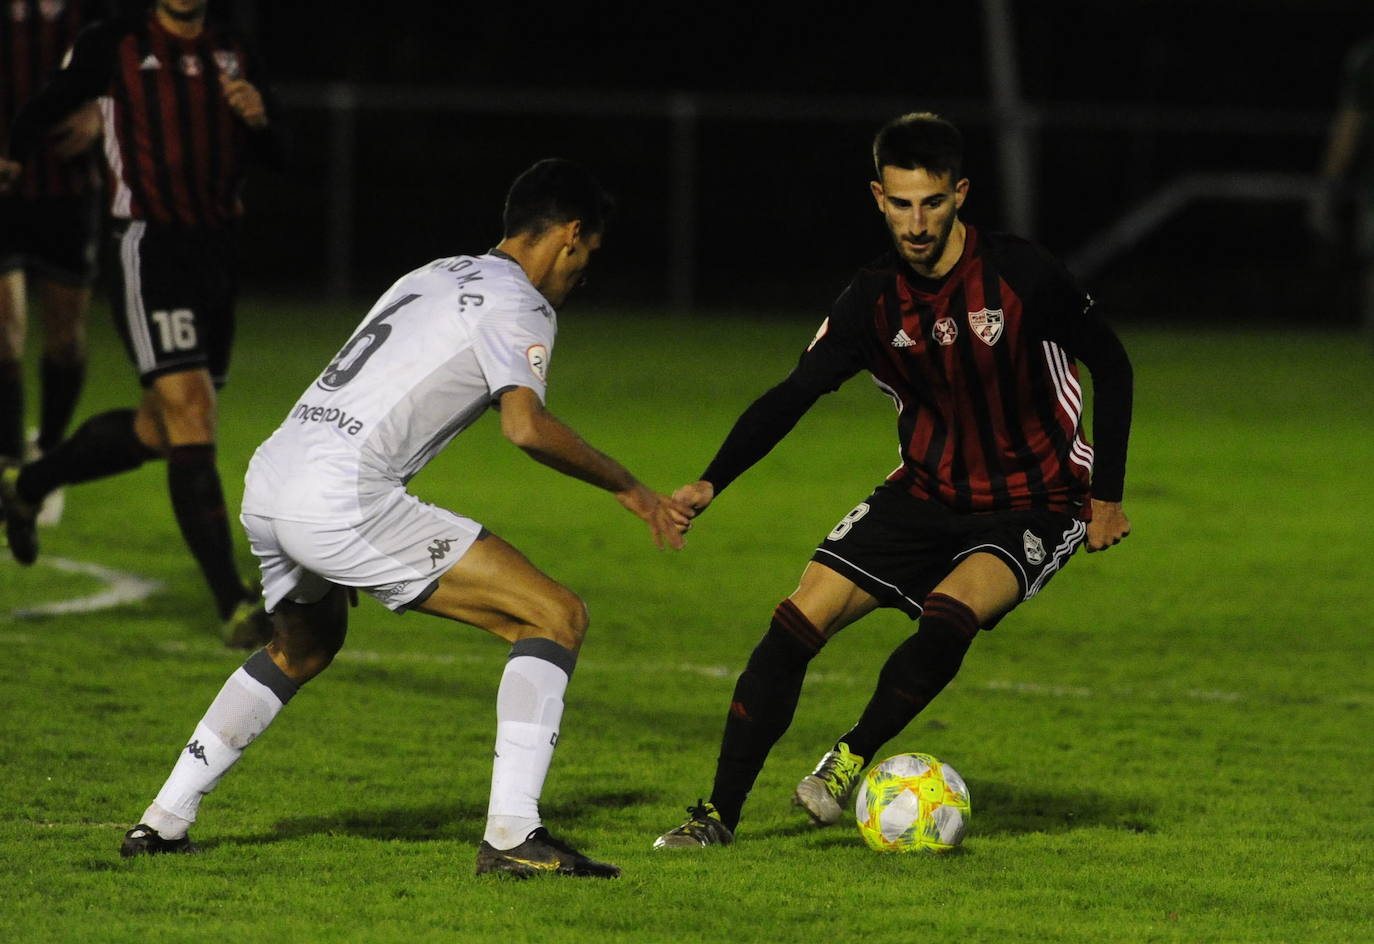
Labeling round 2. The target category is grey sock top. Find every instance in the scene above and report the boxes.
[243,648,301,704]
[508,637,577,678]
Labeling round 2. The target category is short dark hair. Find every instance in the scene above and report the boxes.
[502,158,614,239]
[872,112,963,180]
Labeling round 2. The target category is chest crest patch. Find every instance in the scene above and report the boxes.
[931,317,958,346]
[968,308,1004,346]
[214,50,243,80]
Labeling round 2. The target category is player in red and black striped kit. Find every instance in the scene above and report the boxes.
[0,0,285,647]
[656,113,1134,849]
[0,0,106,482]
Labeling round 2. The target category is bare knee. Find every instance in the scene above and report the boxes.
[148,372,218,444]
[525,585,588,652]
[267,591,349,683]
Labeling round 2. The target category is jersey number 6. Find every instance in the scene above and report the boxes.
[316,293,419,391]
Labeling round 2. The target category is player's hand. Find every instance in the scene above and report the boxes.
[0,158,22,193]
[48,101,102,159]
[672,480,715,515]
[617,484,693,551]
[1085,499,1130,552]
[219,74,268,128]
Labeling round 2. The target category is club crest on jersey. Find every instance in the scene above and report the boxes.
[526,344,549,383]
[807,317,830,352]
[214,50,243,80]
[932,317,958,346]
[1022,529,1046,565]
[968,308,1004,346]
[180,54,202,77]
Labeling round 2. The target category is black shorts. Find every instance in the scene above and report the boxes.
[0,192,101,285]
[109,220,239,387]
[811,484,1087,627]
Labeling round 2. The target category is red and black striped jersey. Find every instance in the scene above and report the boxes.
[6,12,284,226]
[0,0,101,200]
[701,225,1133,516]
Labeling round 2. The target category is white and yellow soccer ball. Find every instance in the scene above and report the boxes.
[854,752,971,853]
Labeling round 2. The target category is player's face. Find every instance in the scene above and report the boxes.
[545,229,603,307]
[870,166,968,273]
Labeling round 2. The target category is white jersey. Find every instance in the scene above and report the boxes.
[242,252,557,524]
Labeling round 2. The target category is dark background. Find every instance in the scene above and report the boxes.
[213,0,1372,322]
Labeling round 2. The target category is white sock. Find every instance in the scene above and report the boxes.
[141,650,298,839]
[484,639,576,850]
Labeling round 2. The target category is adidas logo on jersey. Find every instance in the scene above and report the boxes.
[891,329,917,348]
[139,54,161,70]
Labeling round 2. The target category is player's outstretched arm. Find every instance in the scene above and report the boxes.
[1085,498,1130,552]
[498,386,693,549]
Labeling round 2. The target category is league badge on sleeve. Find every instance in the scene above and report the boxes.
[967,308,1004,346]
[526,345,549,383]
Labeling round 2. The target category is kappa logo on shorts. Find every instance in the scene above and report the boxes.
[371,582,409,603]
[1022,529,1046,565]
[427,537,458,566]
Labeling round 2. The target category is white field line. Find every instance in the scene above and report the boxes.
[159,645,1272,708]
[8,557,162,618]
[6,597,1365,708]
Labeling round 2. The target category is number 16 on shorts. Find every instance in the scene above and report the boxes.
[828,502,870,541]
[150,308,198,352]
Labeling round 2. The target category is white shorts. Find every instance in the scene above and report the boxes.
[241,490,485,613]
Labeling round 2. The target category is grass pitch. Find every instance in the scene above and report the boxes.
[1,299,1370,943]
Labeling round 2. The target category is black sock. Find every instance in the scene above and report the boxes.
[166,444,247,619]
[37,354,86,453]
[16,408,157,504]
[0,359,23,460]
[708,600,825,831]
[840,593,978,762]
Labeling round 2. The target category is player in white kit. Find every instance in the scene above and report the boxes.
[119,159,692,878]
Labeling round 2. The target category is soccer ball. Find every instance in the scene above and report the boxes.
[854,752,971,853]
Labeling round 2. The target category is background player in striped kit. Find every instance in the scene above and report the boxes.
[655,112,1135,849]
[0,0,107,509]
[0,0,285,647]
[120,159,693,879]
